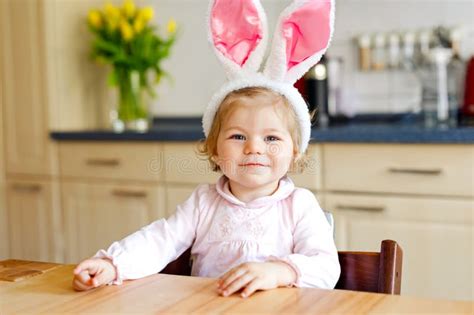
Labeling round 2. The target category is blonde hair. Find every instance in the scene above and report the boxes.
[198,87,308,172]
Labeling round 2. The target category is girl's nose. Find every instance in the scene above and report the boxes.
[244,138,264,155]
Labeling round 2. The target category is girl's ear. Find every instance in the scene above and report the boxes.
[208,0,268,80]
[290,151,305,173]
[210,155,220,172]
[264,0,335,85]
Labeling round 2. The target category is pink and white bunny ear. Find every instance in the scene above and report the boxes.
[208,0,268,80]
[263,0,335,84]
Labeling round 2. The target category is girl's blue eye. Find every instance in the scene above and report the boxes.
[265,135,280,142]
[230,134,246,140]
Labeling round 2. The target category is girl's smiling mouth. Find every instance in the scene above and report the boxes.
[239,163,268,167]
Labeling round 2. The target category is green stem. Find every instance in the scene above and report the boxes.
[117,68,147,122]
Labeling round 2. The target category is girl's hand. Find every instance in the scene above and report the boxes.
[217,261,297,298]
[72,258,117,291]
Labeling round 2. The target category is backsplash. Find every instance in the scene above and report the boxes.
[150,0,474,117]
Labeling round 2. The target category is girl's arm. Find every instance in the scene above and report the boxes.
[92,184,207,284]
[276,189,341,289]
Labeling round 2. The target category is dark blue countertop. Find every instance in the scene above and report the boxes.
[50,117,474,144]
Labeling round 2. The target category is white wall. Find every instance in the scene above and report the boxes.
[151,0,286,117]
[150,0,474,117]
[328,0,474,114]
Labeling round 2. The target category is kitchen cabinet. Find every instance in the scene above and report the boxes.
[62,181,165,263]
[163,143,219,185]
[324,144,474,197]
[323,144,474,301]
[59,142,163,182]
[6,178,62,262]
[166,185,197,218]
[58,142,167,263]
[163,143,217,216]
[0,0,58,176]
[43,0,109,130]
[1,0,109,260]
[326,193,473,301]
[0,0,64,262]
[0,64,8,259]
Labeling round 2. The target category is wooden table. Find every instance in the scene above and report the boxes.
[0,265,472,314]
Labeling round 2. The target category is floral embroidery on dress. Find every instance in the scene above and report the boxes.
[219,216,233,237]
[209,205,269,242]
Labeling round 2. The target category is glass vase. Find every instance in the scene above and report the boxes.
[112,68,150,132]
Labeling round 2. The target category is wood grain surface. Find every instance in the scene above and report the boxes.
[0,265,472,314]
[0,259,60,282]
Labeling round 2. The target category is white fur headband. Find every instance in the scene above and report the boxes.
[202,0,335,154]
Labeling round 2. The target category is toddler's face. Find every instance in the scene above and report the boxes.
[214,102,295,191]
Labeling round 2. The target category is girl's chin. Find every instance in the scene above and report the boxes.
[228,175,279,188]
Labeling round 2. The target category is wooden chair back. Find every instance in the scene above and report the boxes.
[161,239,403,295]
[335,239,403,294]
[161,248,192,276]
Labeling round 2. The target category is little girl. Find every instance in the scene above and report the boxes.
[73,0,339,298]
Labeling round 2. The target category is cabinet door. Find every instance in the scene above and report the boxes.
[0,65,8,259]
[166,185,197,217]
[43,0,110,130]
[324,144,474,197]
[6,178,62,262]
[59,142,163,182]
[326,193,474,301]
[0,0,57,176]
[62,181,166,263]
[163,143,219,185]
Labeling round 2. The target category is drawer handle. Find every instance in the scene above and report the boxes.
[387,167,442,175]
[112,189,147,198]
[85,158,120,167]
[11,183,42,192]
[335,204,385,212]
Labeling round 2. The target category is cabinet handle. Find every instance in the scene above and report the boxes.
[387,167,442,175]
[85,158,120,167]
[335,204,385,212]
[11,183,42,192]
[111,189,147,198]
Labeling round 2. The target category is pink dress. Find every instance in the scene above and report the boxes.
[95,175,340,288]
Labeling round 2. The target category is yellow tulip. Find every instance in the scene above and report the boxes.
[87,10,102,29]
[138,6,154,22]
[108,19,119,31]
[122,0,136,18]
[133,18,145,33]
[120,20,134,41]
[104,3,120,20]
[167,18,177,34]
[103,3,120,31]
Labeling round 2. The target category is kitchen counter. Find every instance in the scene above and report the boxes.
[50,117,474,143]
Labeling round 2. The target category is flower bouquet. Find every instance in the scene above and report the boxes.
[87,0,177,131]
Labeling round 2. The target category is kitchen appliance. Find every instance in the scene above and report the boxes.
[461,56,474,120]
[303,55,350,126]
[305,55,329,127]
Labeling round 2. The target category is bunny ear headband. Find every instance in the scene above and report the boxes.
[202,0,335,154]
